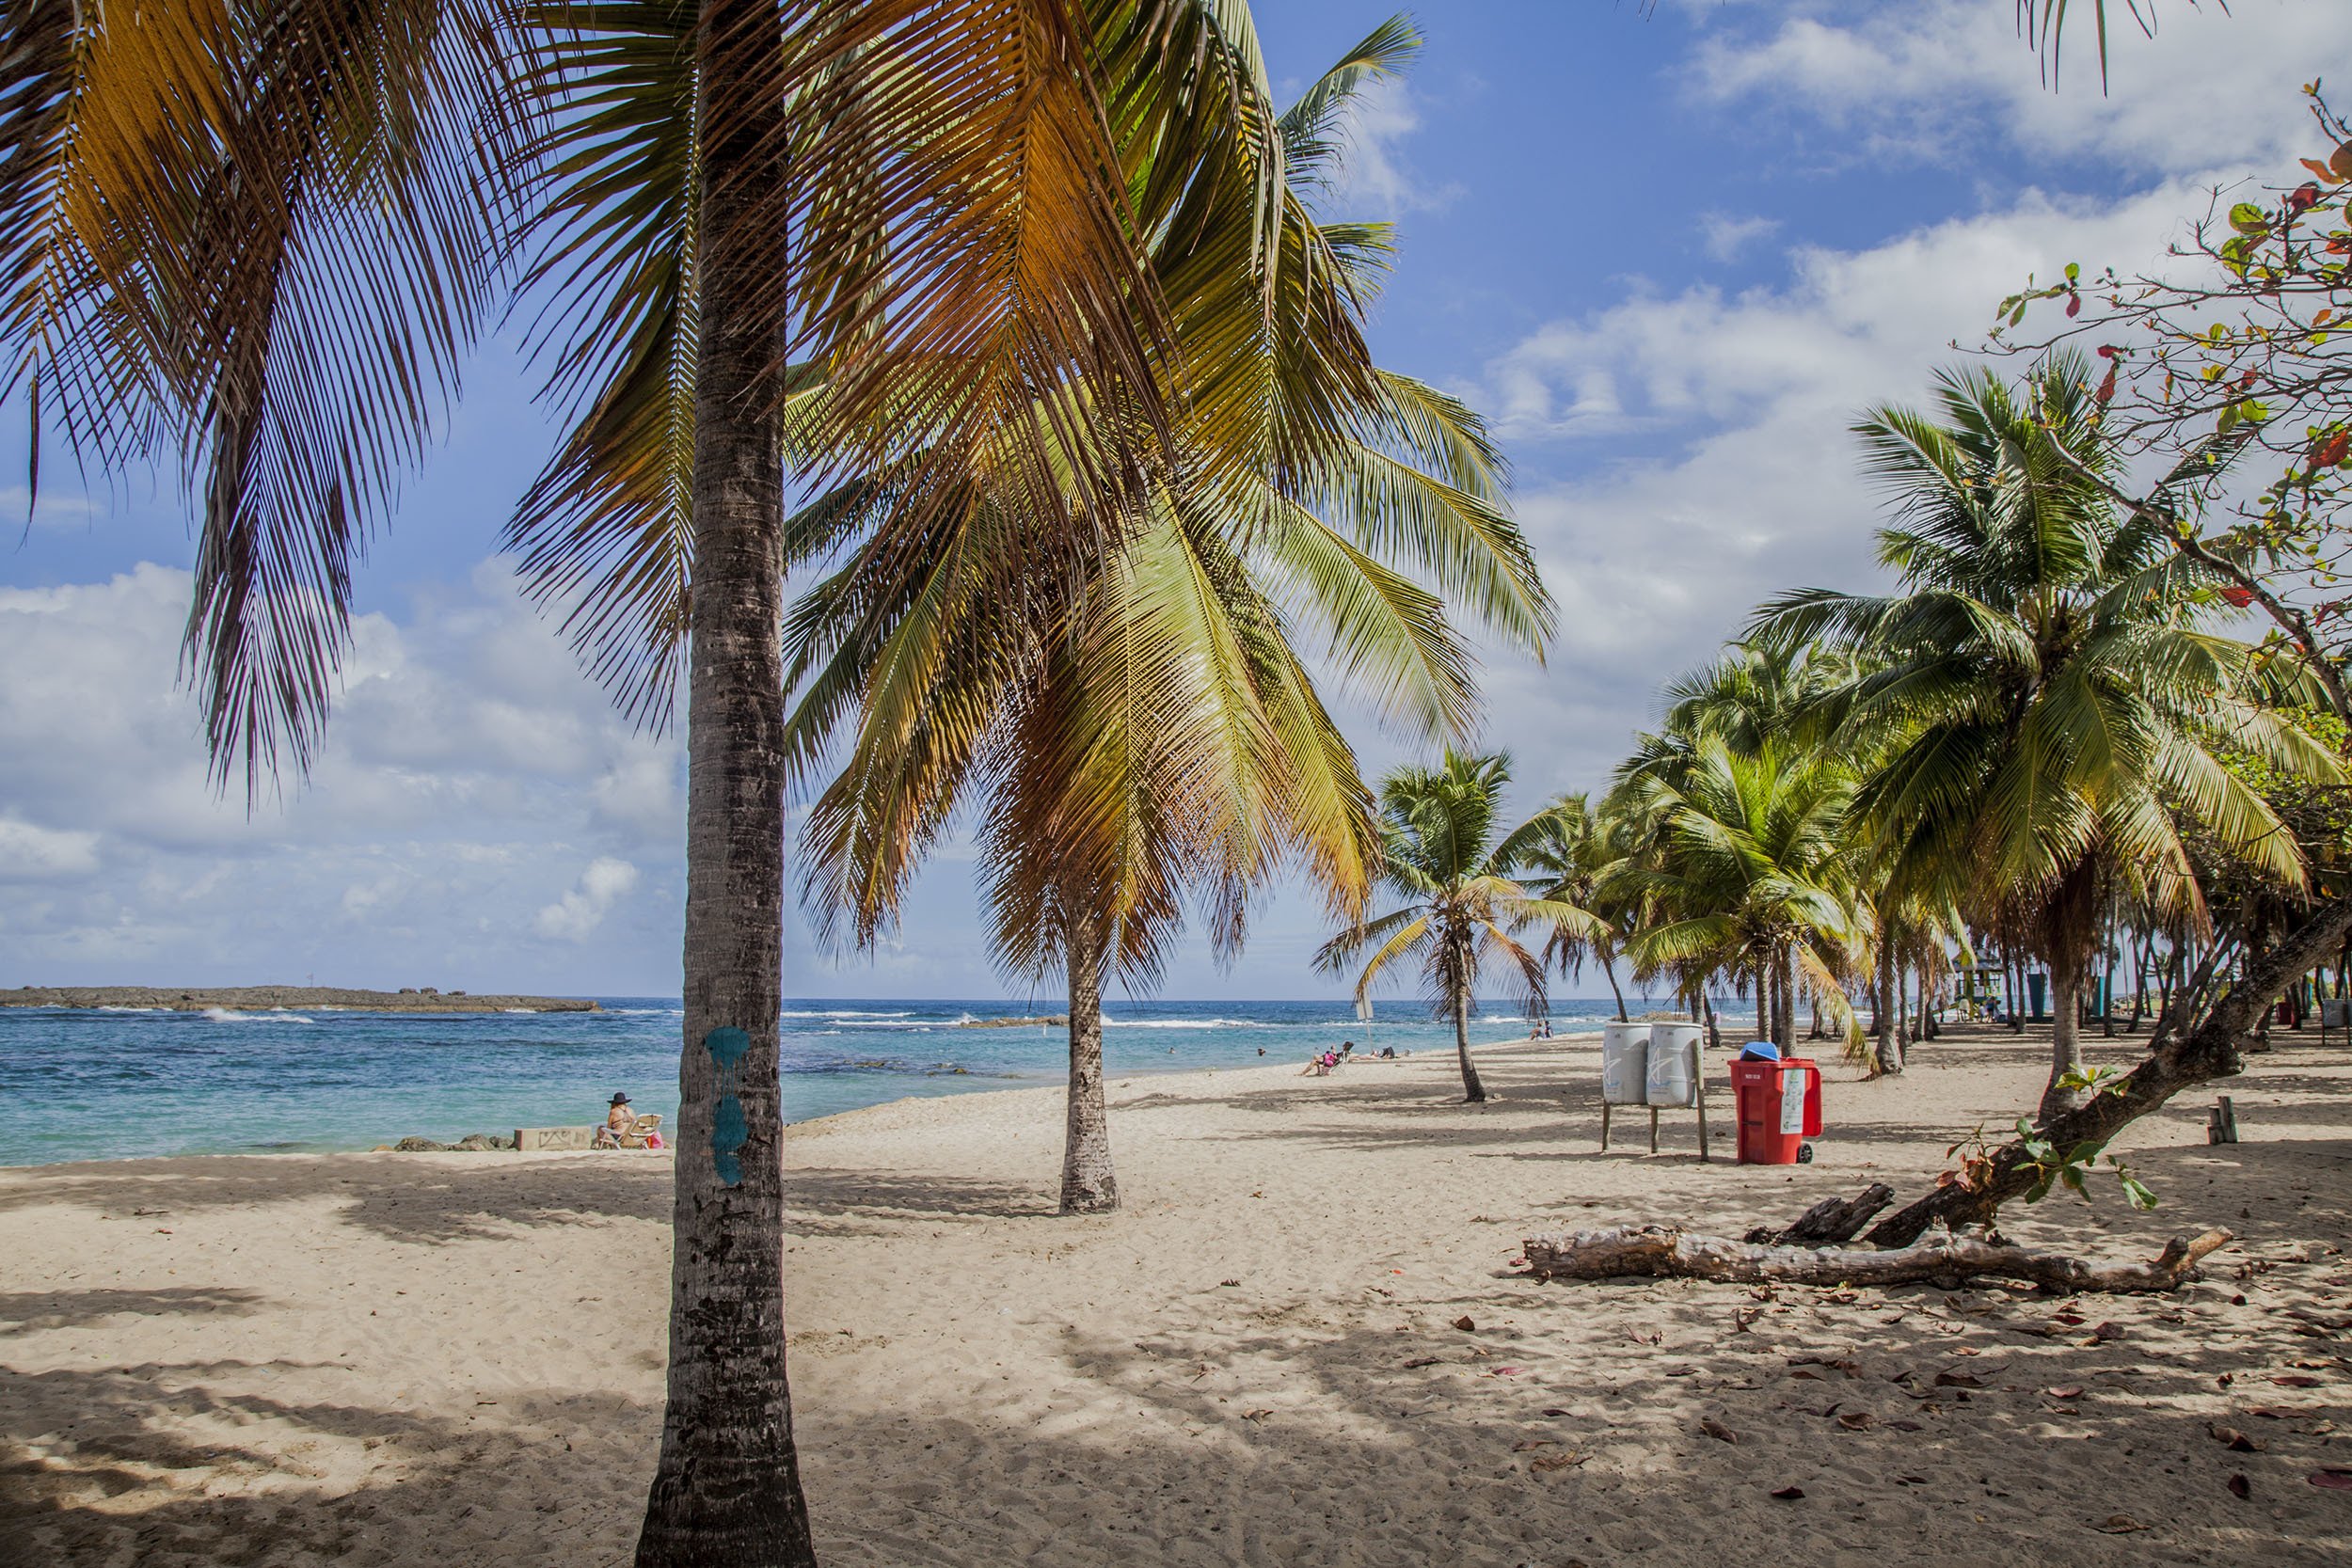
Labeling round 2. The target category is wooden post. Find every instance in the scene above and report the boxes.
[1695,1068,1709,1163]
[2217,1096,2239,1145]
[1600,1101,1612,1151]
[1648,1106,1660,1154]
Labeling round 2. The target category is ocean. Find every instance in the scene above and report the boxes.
[0,995,1648,1165]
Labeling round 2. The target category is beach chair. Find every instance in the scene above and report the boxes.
[598,1113,665,1149]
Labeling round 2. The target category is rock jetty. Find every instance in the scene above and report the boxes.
[4,985,599,1014]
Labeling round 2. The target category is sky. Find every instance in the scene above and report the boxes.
[2,0,2344,1000]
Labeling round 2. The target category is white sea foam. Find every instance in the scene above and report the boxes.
[201,1007,314,1024]
[1102,1018,1253,1030]
[96,1006,169,1013]
[780,1008,914,1021]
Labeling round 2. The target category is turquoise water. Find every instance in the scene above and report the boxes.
[0,995,1642,1165]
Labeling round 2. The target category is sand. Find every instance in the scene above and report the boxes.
[5,1023,2349,1566]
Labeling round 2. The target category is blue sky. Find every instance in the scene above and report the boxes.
[1,1,2341,998]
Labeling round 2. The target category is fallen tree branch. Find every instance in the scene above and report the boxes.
[1523,1224,2233,1294]
[1744,1182,1893,1246]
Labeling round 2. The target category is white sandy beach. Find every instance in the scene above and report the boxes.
[5,1025,2349,1566]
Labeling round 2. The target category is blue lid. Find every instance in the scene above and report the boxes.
[1737,1041,1782,1060]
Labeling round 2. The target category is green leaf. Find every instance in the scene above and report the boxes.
[2230,201,2271,233]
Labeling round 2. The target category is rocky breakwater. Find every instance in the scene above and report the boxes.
[4,985,600,1014]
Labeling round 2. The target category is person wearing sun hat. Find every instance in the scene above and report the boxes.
[596,1091,635,1146]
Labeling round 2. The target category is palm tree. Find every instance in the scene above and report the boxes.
[0,5,1327,1560]
[1614,736,1867,1055]
[1521,792,1633,1021]
[1607,642,1857,1033]
[1316,751,1581,1101]
[782,19,1550,1212]
[1753,355,2339,1120]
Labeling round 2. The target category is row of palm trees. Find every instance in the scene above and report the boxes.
[1319,352,2342,1122]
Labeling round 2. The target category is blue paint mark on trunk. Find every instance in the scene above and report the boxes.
[704,1026,752,1186]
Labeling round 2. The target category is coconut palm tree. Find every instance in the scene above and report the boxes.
[1752,355,2340,1120]
[1316,751,1583,1101]
[1520,792,1633,1021]
[1614,736,1867,1054]
[1605,642,1859,1029]
[782,19,1550,1212]
[0,5,1325,1560]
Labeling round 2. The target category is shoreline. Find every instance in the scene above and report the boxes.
[0,1030,1592,1169]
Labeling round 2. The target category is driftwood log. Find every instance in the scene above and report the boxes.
[1742,1183,1893,1246]
[1523,1224,2233,1294]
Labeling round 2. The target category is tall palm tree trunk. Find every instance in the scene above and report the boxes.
[637,8,816,1563]
[1060,906,1118,1213]
[1454,975,1486,1101]
[1755,961,1770,1047]
[2038,946,2088,1124]
[1601,951,1628,1022]
[2101,914,2120,1037]
[1773,946,1796,1050]
[1873,934,1903,1076]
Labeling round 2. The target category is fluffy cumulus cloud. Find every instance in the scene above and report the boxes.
[0,562,690,991]
[1326,76,1463,217]
[535,857,642,942]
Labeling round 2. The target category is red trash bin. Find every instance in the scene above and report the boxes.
[1730,1055,1823,1164]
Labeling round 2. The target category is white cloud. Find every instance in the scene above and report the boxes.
[1698,212,1781,262]
[533,856,641,942]
[1691,0,2335,175]
[0,485,100,533]
[1327,77,1463,217]
[0,817,100,879]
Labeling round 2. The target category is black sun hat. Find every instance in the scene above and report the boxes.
[610,1092,631,1106]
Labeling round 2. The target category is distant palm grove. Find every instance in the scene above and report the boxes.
[1325,352,2345,1145]
[4,1,2339,1565]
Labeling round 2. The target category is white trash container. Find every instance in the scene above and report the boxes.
[1646,1022,1702,1107]
[1600,1022,1649,1105]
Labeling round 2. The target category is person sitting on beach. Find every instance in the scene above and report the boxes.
[596,1093,636,1148]
[1378,1045,1395,1059]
